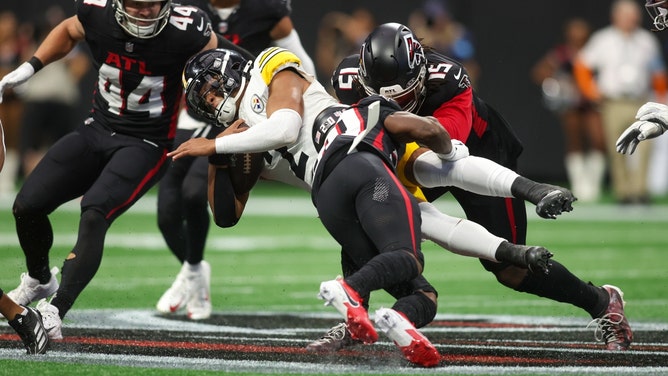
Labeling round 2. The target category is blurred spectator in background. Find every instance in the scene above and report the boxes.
[0,11,30,197]
[315,7,375,92]
[15,5,90,179]
[408,0,479,85]
[531,18,606,203]
[574,0,667,205]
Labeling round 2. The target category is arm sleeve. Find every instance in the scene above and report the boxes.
[215,108,302,153]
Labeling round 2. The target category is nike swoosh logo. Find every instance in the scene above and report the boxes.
[454,68,462,80]
[197,18,204,31]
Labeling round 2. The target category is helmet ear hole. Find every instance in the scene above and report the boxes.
[358,23,427,112]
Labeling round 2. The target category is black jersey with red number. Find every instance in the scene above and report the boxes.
[78,0,212,147]
[332,51,522,160]
[212,0,290,55]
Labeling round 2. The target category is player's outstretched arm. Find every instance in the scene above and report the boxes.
[616,102,668,155]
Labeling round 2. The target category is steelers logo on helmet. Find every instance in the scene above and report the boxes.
[183,48,251,127]
[358,23,427,113]
[113,0,172,39]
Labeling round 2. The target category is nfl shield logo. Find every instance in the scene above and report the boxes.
[125,42,134,53]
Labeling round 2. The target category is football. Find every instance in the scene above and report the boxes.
[208,121,263,195]
[226,152,264,195]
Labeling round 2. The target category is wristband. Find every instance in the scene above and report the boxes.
[27,56,44,73]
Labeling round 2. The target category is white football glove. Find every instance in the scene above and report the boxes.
[616,119,667,155]
[437,139,469,161]
[0,62,35,104]
[636,101,668,124]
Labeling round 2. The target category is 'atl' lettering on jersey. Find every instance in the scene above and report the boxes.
[105,52,152,75]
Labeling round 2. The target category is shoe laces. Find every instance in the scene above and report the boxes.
[18,272,38,287]
[587,312,626,344]
[314,323,349,344]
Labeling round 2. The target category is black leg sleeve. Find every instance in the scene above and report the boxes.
[51,209,110,319]
[515,260,609,318]
[13,200,54,284]
[392,291,438,329]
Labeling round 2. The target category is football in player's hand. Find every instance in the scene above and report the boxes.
[227,152,264,195]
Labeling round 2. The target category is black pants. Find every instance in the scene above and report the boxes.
[314,151,435,298]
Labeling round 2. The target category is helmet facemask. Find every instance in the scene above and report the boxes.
[357,22,428,113]
[184,51,248,127]
[114,0,171,39]
[646,0,668,30]
[359,65,426,113]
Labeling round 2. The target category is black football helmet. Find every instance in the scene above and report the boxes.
[182,48,251,127]
[358,23,427,113]
[113,0,172,39]
[646,0,668,30]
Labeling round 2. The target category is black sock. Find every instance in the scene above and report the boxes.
[346,251,419,298]
[515,260,609,318]
[511,176,554,205]
[494,241,527,265]
[392,292,437,328]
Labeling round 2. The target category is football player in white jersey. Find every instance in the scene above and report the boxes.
[169,46,582,348]
[155,0,318,320]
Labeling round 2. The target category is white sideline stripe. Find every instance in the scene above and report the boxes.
[0,349,664,375]
[1,310,668,374]
[62,309,668,333]
[1,195,667,221]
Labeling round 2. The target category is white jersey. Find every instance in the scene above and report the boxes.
[237,47,339,191]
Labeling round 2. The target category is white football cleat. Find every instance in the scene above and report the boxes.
[8,267,59,306]
[186,260,212,320]
[375,308,440,367]
[156,263,191,314]
[36,299,63,340]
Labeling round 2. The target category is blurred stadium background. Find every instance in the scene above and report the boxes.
[2,0,658,183]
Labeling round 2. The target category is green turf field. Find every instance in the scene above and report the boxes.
[1,181,666,323]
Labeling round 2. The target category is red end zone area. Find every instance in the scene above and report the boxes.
[1,310,667,374]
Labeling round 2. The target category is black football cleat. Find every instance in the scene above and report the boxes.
[8,306,49,354]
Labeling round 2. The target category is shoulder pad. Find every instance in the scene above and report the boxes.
[256,47,302,85]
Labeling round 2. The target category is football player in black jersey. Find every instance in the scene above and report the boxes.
[154,0,317,319]
[310,96,451,367]
[327,22,632,351]
[0,0,221,340]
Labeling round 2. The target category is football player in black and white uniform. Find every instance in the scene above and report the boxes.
[155,0,316,320]
[0,0,219,340]
[330,23,632,351]
[616,0,668,154]
[308,95,451,367]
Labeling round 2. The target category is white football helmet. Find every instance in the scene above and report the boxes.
[113,0,171,39]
